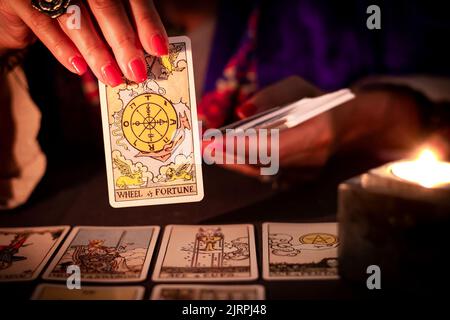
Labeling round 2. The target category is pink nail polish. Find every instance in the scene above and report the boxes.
[70,56,88,75]
[151,34,168,56]
[129,58,147,83]
[101,63,123,87]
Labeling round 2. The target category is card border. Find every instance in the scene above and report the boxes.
[0,226,71,282]
[150,284,265,300]
[152,224,258,282]
[31,283,145,300]
[42,226,160,283]
[99,35,204,208]
[262,222,339,281]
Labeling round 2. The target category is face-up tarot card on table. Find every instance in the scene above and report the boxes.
[152,224,258,282]
[31,284,145,300]
[150,284,265,300]
[0,226,70,282]
[262,222,339,280]
[43,226,159,283]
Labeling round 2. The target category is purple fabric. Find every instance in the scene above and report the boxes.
[205,0,450,93]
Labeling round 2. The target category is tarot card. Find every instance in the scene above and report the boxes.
[152,224,258,282]
[0,226,70,282]
[99,36,204,208]
[262,222,339,280]
[31,284,145,300]
[42,226,159,283]
[150,284,265,300]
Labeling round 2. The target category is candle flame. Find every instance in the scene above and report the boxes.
[391,148,450,188]
[416,148,439,163]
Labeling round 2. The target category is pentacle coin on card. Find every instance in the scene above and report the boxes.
[122,93,178,153]
[299,233,338,245]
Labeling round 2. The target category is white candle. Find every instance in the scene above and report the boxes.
[391,149,450,188]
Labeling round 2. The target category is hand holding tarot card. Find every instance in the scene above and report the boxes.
[99,36,203,208]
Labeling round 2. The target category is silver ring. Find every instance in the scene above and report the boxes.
[31,0,72,19]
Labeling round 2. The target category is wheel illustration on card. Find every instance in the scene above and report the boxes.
[121,93,178,153]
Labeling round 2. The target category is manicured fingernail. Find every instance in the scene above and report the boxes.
[129,58,147,83]
[151,34,168,56]
[235,102,256,119]
[101,63,123,87]
[70,56,88,75]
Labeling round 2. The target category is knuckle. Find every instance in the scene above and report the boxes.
[138,14,155,27]
[83,42,107,59]
[51,37,68,57]
[29,11,53,32]
[89,0,116,11]
[1,7,24,28]
[114,34,136,48]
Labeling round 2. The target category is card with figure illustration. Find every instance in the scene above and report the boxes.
[262,222,339,280]
[150,284,265,300]
[152,224,258,282]
[42,226,159,283]
[99,36,204,208]
[0,226,70,282]
[31,284,145,300]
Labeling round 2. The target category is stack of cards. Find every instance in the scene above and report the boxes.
[207,89,354,135]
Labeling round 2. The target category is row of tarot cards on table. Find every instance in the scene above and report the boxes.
[0,223,338,300]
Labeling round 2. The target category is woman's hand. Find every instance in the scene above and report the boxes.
[210,76,424,179]
[202,76,332,178]
[0,0,168,86]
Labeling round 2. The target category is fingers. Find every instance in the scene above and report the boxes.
[129,0,168,56]
[202,129,280,177]
[10,0,168,86]
[87,0,146,83]
[58,3,123,86]
[10,1,85,75]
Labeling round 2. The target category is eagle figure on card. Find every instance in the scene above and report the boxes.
[165,163,193,182]
[113,157,145,189]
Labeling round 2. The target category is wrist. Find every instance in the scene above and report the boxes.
[331,86,424,154]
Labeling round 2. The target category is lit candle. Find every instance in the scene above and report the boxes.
[390,149,450,188]
[338,148,450,293]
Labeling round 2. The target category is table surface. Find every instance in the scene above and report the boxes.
[0,153,382,300]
